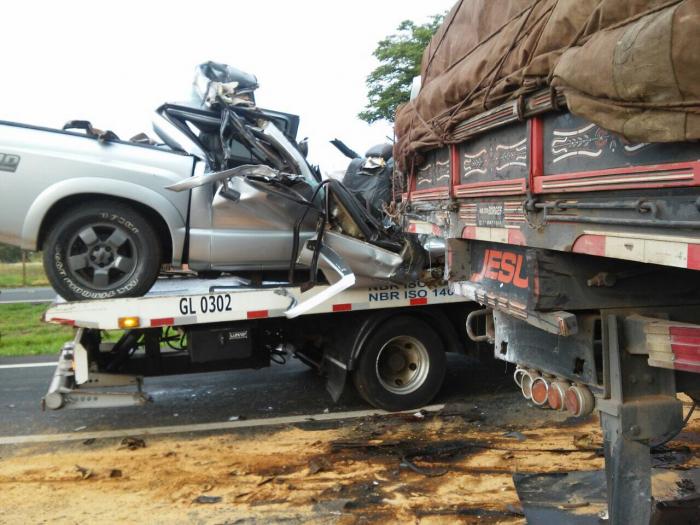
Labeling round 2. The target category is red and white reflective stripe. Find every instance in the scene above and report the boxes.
[48,317,75,326]
[150,317,174,327]
[669,326,700,373]
[46,317,99,329]
[406,221,443,236]
[332,303,352,312]
[646,320,700,373]
[572,232,700,270]
[461,225,525,246]
[246,310,269,319]
[329,298,430,312]
[149,315,196,327]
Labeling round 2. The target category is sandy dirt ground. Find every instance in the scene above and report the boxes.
[1,398,698,524]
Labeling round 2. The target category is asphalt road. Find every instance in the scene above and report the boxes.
[0,352,513,439]
[0,287,57,304]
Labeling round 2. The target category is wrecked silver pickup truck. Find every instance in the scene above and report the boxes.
[0,62,426,300]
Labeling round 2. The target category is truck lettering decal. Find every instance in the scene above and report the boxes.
[472,248,528,288]
[178,295,233,315]
[368,291,400,302]
[368,284,453,303]
[476,202,505,227]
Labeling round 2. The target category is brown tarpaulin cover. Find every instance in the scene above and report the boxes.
[394,0,700,169]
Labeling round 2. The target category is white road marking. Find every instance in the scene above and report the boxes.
[0,362,57,369]
[0,404,445,446]
[0,299,54,304]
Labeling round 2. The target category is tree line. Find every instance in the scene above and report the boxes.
[0,243,23,263]
[359,13,445,125]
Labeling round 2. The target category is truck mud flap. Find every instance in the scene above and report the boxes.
[324,356,347,403]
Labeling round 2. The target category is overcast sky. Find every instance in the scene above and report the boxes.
[1,1,454,173]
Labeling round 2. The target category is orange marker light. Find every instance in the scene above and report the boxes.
[118,316,141,329]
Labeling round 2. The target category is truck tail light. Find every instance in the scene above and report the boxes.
[530,376,550,406]
[565,384,595,417]
[547,380,570,411]
[520,369,540,400]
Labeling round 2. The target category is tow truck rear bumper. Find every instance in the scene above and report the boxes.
[43,331,148,410]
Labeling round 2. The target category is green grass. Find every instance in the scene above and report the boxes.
[0,303,74,356]
[0,261,49,288]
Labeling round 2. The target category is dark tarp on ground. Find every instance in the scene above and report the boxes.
[394,0,700,170]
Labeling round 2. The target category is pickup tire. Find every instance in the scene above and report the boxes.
[352,316,446,411]
[43,201,161,301]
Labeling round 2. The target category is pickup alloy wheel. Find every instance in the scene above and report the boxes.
[43,201,161,301]
[66,223,137,289]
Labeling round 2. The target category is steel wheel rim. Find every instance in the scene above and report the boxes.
[375,335,430,395]
[66,222,138,290]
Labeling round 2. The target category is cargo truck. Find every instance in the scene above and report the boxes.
[395,1,700,523]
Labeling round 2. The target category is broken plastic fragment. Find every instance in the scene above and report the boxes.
[193,495,222,504]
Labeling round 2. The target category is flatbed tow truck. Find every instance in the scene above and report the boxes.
[41,276,475,413]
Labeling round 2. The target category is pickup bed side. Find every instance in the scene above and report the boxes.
[0,121,195,264]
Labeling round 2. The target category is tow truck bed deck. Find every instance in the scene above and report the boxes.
[44,277,466,330]
[42,277,476,412]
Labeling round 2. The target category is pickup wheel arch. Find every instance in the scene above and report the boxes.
[38,194,174,265]
[21,178,187,265]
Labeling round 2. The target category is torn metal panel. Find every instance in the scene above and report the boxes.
[166,164,279,192]
[308,231,404,281]
[191,61,258,109]
[286,242,356,318]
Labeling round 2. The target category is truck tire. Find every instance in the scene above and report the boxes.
[43,201,161,301]
[352,316,446,411]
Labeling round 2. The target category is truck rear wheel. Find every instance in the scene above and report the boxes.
[352,316,446,411]
[43,201,161,301]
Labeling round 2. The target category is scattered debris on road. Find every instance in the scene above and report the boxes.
[74,465,93,480]
[0,402,697,523]
[118,437,146,451]
[193,495,222,505]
